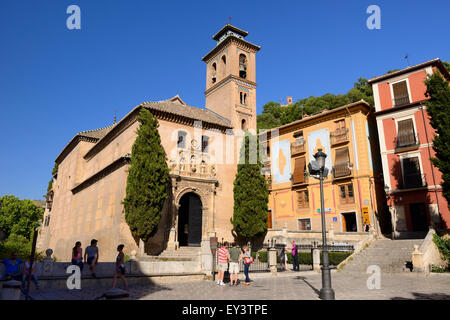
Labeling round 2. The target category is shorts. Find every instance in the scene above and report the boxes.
[117,265,126,275]
[218,263,228,272]
[229,262,239,274]
[87,257,96,265]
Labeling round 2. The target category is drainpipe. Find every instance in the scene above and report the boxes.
[419,104,442,227]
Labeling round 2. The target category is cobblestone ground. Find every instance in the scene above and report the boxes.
[28,271,450,300]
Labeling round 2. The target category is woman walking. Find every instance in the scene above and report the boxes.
[71,241,84,272]
[112,244,128,291]
[241,245,252,286]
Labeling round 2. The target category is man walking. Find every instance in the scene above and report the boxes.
[228,243,242,286]
[216,242,229,286]
[84,239,99,278]
[290,240,299,271]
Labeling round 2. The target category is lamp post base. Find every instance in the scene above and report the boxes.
[319,287,335,300]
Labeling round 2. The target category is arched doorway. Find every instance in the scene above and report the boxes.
[177,193,203,247]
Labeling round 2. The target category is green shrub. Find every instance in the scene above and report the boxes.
[286,251,351,265]
[433,234,450,262]
[257,250,268,263]
[0,234,45,261]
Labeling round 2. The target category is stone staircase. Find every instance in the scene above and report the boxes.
[340,238,424,273]
[139,246,201,262]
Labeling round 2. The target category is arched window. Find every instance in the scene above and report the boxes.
[221,55,227,76]
[177,131,187,149]
[240,92,247,105]
[201,136,209,153]
[241,119,247,130]
[239,54,247,79]
[211,63,217,84]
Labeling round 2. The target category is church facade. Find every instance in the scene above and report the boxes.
[37,24,261,261]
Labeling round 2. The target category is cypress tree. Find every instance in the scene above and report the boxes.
[231,134,269,242]
[123,108,170,242]
[425,72,450,208]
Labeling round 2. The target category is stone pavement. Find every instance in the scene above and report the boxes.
[28,270,450,300]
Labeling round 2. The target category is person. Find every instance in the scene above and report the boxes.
[1,252,23,281]
[241,245,252,286]
[112,244,128,291]
[216,242,229,286]
[84,239,99,278]
[71,241,84,272]
[22,257,39,290]
[280,247,288,271]
[228,243,241,286]
[290,240,299,271]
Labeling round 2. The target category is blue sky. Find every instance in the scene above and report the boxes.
[1,0,449,200]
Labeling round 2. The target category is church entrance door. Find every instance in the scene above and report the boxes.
[178,193,202,247]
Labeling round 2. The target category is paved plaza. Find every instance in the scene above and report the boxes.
[28,271,450,300]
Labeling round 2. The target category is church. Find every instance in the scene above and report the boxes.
[37,24,261,261]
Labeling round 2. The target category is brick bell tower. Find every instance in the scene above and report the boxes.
[202,24,260,131]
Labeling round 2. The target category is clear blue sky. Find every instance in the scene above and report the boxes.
[1,0,449,200]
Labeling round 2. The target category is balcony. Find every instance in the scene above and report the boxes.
[291,142,305,156]
[261,155,271,167]
[395,134,420,153]
[400,173,427,190]
[393,95,410,107]
[330,128,349,145]
[332,162,353,179]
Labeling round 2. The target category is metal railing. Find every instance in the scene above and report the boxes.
[333,162,353,178]
[393,95,410,107]
[395,134,419,150]
[291,142,305,155]
[330,128,349,145]
[400,173,427,189]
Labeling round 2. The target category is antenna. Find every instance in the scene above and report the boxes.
[228,16,232,25]
[405,54,410,67]
[114,109,117,124]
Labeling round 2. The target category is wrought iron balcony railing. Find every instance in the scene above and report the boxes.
[333,162,353,178]
[393,95,410,107]
[400,173,427,189]
[290,142,305,155]
[330,128,349,145]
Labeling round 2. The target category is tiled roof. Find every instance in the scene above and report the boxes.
[141,97,232,128]
[77,125,116,140]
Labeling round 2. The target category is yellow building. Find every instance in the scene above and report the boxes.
[262,100,385,234]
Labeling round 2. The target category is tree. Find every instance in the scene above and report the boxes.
[257,77,374,130]
[47,163,58,193]
[0,195,43,241]
[123,108,170,242]
[231,134,269,242]
[424,71,450,213]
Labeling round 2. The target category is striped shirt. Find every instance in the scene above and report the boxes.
[218,247,229,264]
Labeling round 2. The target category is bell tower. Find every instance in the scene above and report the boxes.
[202,24,260,131]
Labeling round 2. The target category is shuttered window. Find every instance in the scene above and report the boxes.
[335,119,346,131]
[392,81,410,106]
[335,148,349,164]
[397,119,416,147]
[402,157,422,188]
[298,218,311,230]
[297,190,309,209]
[293,157,306,184]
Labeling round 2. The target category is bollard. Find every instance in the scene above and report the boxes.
[268,248,278,276]
[312,248,321,272]
[1,280,22,300]
[104,288,129,300]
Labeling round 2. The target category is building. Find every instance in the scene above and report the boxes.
[37,24,261,261]
[280,96,294,107]
[368,58,450,238]
[262,100,385,235]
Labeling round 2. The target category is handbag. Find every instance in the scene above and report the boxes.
[244,256,254,264]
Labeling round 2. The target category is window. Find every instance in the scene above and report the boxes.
[334,147,351,178]
[266,145,270,156]
[201,136,209,153]
[240,92,247,105]
[297,190,309,209]
[241,119,247,130]
[339,183,355,204]
[392,80,410,106]
[221,55,226,76]
[293,131,304,145]
[44,215,51,227]
[293,157,306,184]
[239,54,247,79]
[177,131,187,149]
[335,119,346,131]
[397,119,417,147]
[402,156,423,188]
[298,218,311,231]
[211,63,217,83]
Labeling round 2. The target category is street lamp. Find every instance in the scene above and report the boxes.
[309,148,335,300]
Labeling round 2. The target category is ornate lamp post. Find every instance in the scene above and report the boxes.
[311,149,335,300]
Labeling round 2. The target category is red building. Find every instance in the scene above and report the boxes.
[369,58,450,238]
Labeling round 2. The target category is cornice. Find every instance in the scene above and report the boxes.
[204,74,257,96]
[202,36,260,63]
